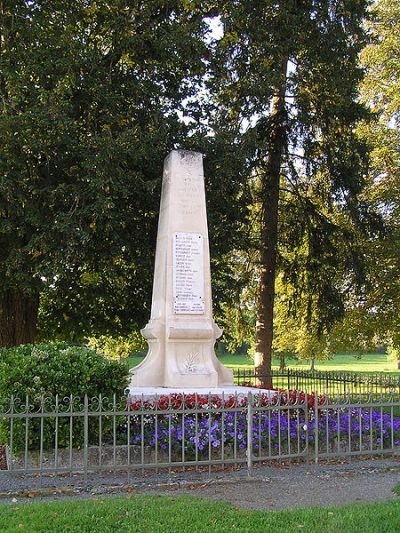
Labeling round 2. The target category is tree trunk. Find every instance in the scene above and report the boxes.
[310,355,315,371]
[0,289,40,347]
[254,56,288,389]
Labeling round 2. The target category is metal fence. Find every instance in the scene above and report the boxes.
[233,368,400,396]
[1,391,400,484]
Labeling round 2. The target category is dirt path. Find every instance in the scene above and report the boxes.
[152,461,400,510]
[1,457,400,510]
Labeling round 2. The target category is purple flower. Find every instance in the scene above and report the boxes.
[126,405,400,458]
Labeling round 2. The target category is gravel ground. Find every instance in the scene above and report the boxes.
[1,457,400,510]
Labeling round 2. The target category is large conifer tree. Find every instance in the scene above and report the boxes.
[210,0,374,385]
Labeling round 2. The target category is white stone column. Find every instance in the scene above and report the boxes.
[129,150,233,388]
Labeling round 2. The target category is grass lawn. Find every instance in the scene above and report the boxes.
[1,495,400,532]
[126,352,399,374]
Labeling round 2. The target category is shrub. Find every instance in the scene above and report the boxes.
[0,343,130,450]
[86,332,146,361]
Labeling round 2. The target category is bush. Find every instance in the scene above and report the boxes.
[86,332,147,361]
[0,343,130,450]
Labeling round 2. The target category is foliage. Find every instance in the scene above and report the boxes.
[0,0,213,342]
[273,275,333,368]
[209,0,378,375]
[354,0,400,358]
[0,1,254,346]
[387,342,400,364]
[0,343,129,449]
[87,333,147,361]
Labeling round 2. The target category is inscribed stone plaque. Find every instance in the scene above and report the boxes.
[173,232,204,314]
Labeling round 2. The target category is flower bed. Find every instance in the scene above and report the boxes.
[127,392,400,460]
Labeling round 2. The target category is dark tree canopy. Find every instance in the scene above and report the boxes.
[0,0,212,343]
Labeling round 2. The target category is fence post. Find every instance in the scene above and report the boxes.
[83,394,88,487]
[247,392,253,476]
[305,393,309,463]
[9,395,14,472]
[314,393,319,464]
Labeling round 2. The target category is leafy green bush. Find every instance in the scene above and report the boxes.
[0,343,130,451]
[87,332,147,361]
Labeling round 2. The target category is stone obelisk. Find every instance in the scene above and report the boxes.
[129,150,233,388]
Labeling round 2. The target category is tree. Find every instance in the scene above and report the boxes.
[210,0,375,386]
[354,0,400,365]
[0,0,210,345]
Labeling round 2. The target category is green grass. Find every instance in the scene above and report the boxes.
[125,354,145,369]
[126,352,399,374]
[1,494,400,532]
[282,352,398,373]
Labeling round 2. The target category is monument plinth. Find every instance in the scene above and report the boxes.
[129,150,234,389]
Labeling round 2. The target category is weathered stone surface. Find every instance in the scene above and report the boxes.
[129,150,233,389]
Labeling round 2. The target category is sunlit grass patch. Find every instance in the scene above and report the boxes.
[1,494,400,532]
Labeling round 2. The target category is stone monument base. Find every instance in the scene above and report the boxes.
[127,385,276,400]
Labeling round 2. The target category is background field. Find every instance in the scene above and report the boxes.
[126,352,399,374]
